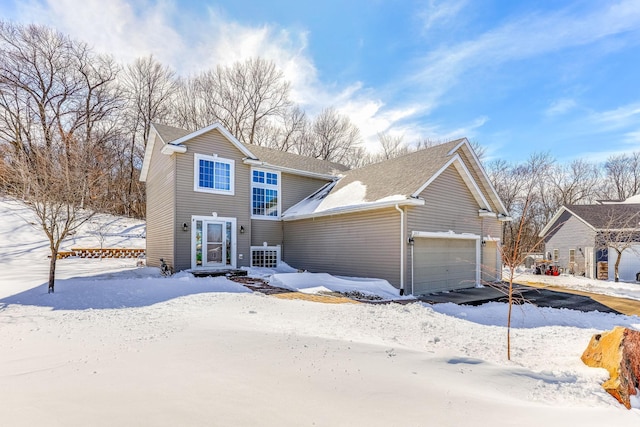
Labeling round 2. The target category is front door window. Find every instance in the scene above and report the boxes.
[206,222,224,265]
[193,216,236,269]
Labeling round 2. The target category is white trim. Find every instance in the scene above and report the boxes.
[394,204,405,294]
[282,198,424,221]
[140,127,161,182]
[478,209,497,218]
[243,158,339,180]
[410,230,481,287]
[161,144,187,155]
[250,167,281,220]
[411,230,481,240]
[448,139,510,215]
[172,123,255,158]
[411,154,491,211]
[191,215,237,270]
[194,153,235,196]
[250,245,281,268]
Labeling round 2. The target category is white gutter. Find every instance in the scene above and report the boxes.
[244,158,338,181]
[282,198,424,221]
[394,204,405,295]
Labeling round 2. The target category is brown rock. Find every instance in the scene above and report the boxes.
[581,326,640,409]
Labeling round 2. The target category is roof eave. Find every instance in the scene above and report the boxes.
[139,125,163,182]
[161,144,187,155]
[282,198,425,222]
[243,158,339,180]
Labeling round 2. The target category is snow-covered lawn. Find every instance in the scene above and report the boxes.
[1,197,640,426]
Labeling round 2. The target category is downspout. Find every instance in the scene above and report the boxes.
[395,204,405,295]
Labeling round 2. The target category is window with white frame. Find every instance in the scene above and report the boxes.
[194,153,234,195]
[251,169,280,218]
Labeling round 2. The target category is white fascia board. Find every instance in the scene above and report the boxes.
[412,155,491,211]
[479,210,497,218]
[140,126,163,182]
[243,158,338,180]
[170,123,256,158]
[282,198,424,222]
[449,139,510,216]
[411,230,481,240]
[161,144,187,155]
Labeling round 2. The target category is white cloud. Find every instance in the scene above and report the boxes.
[591,103,640,129]
[418,0,468,31]
[409,0,640,107]
[545,99,578,116]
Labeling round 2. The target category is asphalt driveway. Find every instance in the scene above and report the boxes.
[418,283,638,315]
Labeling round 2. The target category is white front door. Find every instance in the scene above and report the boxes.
[192,216,237,269]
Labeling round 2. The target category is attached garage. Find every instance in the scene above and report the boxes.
[411,231,480,295]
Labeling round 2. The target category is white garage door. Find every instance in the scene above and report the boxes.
[413,237,477,295]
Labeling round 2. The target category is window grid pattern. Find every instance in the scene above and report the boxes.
[252,169,279,218]
[199,159,231,191]
[250,246,281,268]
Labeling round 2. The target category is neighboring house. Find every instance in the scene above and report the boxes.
[539,204,640,281]
[140,122,510,295]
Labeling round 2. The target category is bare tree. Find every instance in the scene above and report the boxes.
[180,58,291,145]
[603,152,640,200]
[549,159,601,207]
[0,22,121,210]
[303,107,362,164]
[2,146,102,292]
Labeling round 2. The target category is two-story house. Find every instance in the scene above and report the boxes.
[140,122,510,295]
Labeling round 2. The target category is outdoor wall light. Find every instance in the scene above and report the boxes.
[481,240,486,247]
[182,222,188,232]
[240,225,245,234]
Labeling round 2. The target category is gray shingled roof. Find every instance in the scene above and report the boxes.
[567,204,640,229]
[246,144,349,176]
[330,139,464,202]
[151,122,349,176]
[152,123,191,143]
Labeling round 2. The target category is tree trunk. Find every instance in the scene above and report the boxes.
[507,269,513,361]
[48,250,57,293]
[614,249,622,282]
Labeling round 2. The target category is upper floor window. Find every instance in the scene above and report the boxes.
[252,169,280,219]
[194,153,234,195]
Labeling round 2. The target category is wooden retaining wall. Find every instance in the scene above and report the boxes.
[56,248,145,259]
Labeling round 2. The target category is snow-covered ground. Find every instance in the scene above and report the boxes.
[1,197,640,426]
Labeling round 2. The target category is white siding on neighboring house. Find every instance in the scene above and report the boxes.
[543,211,595,276]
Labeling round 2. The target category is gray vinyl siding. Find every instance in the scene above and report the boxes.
[544,212,595,275]
[283,208,402,286]
[251,220,283,246]
[282,173,330,211]
[457,148,501,213]
[145,135,176,269]
[407,166,483,234]
[406,165,502,293]
[173,128,252,271]
[251,173,330,246]
[482,241,499,282]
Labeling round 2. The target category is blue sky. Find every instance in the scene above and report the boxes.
[3,0,640,163]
